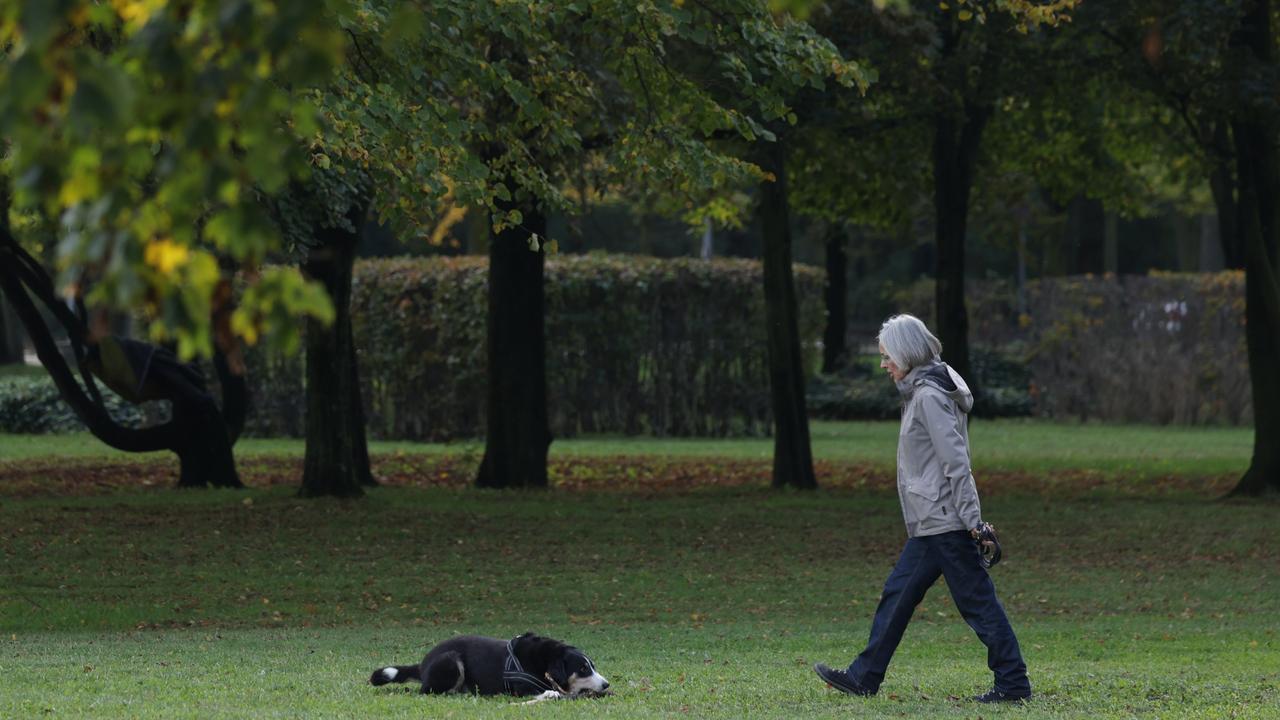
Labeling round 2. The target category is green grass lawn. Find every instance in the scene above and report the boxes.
[0,419,1255,475]
[1,424,1275,718]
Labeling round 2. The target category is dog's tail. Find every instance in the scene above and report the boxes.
[370,664,421,686]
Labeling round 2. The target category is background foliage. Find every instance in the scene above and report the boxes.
[0,0,346,358]
[244,254,825,440]
[894,271,1250,424]
[0,376,147,433]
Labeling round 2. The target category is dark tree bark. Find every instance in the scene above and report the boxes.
[0,232,245,488]
[1209,123,1245,270]
[1228,0,1280,496]
[0,297,23,365]
[758,140,817,490]
[172,381,241,488]
[822,226,848,374]
[300,205,374,498]
[1066,196,1106,275]
[476,199,551,489]
[350,335,376,487]
[932,102,991,388]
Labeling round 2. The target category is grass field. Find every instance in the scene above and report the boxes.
[0,418,1255,474]
[1,423,1276,718]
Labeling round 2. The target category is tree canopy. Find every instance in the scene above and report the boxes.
[0,0,350,358]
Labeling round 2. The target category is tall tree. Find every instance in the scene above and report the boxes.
[0,206,248,486]
[652,3,872,489]
[476,194,551,488]
[0,1,343,486]
[757,140,819,488]
[398,1,864,489]
[808,0,1076,388]
[1227,0,1280,496]
[1079,0,1280,494]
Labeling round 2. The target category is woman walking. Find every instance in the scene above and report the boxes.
[813,314,1031,704]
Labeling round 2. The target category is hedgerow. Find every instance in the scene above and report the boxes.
[244,254,825,439]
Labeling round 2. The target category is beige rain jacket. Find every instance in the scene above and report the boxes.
[894,360,983,537]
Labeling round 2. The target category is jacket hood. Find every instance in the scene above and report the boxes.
[897,359,974,414]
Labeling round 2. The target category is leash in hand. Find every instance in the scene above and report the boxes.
[973,522,1002,569]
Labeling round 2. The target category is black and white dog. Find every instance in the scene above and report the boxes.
[370,632,609,701]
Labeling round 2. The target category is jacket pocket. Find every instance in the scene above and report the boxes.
[904,479,940,501]
[901,478,941,527]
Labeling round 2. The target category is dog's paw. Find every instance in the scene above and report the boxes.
[519,690,566,705]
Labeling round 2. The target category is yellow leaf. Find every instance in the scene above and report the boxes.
[959,9,973,20]
[144,239,190,275]
[113,0,165,28]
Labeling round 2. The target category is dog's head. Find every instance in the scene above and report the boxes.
[515,632,609,695]
[549,647,609,695]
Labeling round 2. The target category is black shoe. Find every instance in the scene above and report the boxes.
[813,663,875,696]
[974,689,1032,703]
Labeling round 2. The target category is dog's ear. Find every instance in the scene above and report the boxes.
[548,656,570,689]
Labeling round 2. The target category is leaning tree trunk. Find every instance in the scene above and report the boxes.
[1228,0,1280,496]
[822,225,848,375]
[300,207,374,498]
[759,140,817,490]
[2,231,245,488]
[932,103,990,389]
[476,199,551,489]
[0,297,23,365]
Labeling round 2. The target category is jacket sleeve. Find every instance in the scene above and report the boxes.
[919,390,982,530]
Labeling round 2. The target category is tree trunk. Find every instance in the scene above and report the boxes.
[2,249,248,488]
[174,395,241,488]
[1209,123,1244,269]
[0,297,23,365]
[1066,196,1106,274]
[300,207,373,498]
[1229,0,1280,496]
[476,200,551,489]
[758,140,817,490]
[932,103,990,387]
[822,225,848,374]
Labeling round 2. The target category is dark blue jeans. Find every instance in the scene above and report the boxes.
[847,530,1030,696]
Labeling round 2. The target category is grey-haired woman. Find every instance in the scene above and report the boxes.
[813,314,1031,704]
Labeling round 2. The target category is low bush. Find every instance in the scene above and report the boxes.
[0,375,152,434]
[807,345,1033,421]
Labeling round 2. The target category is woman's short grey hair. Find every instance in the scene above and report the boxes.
[877,314,942,370]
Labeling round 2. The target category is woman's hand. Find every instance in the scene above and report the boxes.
[971,523,1002,568]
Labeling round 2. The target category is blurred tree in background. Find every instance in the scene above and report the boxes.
[0,0,345,487]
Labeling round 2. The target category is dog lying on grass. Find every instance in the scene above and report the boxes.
[370,632,610,702]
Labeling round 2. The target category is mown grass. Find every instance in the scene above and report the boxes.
[0,424,1274,718]
[0,419,1255,475]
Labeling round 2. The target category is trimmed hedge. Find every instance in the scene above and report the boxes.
[807,346,1034,421]
[894,271,1250,425]
[244,254,826,440]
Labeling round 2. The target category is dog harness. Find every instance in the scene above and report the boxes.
[503,638,557,695]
